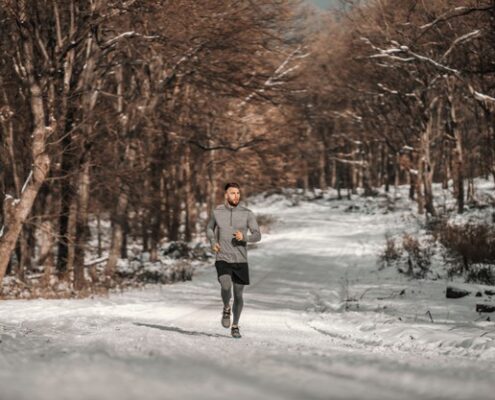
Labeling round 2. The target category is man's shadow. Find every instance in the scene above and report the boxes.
[134,322,231,338]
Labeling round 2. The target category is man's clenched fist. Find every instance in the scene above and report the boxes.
[234,231,243,241]
[212,243,221,253]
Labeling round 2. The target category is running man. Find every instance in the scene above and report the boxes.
[206,182,261,338]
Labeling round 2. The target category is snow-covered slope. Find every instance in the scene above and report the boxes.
[0,182,494,400]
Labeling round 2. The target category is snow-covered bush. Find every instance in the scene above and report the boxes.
[401,234,434,278]
[435,221,495,285]
[466,265,495,286]
[114,241,210,286]
[379,233,435,279]
[382,218,495,285]
[379,234,403,268]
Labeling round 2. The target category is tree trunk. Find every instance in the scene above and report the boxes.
[467,178,475,204]
[318,140,327,190]
[66,194,78,282]
[446,77,464,214]
[56,171,75,278]
[0,36,51,285]
[422,107,436,216]
[394,152,400,196]
[351,142,358,194]
[414,147,424,214]
[184,146,196,242]
[302,159,310,193]
[105,66,132,279]
[482,108,495,187]
[379,142,386,190]
[331,158,337,188]
[336,160,342,200]
[105,181,130,279]
[97,213,103,258]
[39,190,56,286]
[73,158,90,291]
[15,231,30,281]
[206,124,218,212]
[169,162,182,241]
[121,217,129,260]
[149,190,161,262]
[441,138,451,190]
[56,106,77,278]
[0,83,22,197]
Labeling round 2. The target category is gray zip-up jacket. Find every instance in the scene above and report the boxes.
[206,202,261,263]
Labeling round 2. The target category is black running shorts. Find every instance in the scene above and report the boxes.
[215,260,250,285]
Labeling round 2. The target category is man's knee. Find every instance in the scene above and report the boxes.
[219,274,232,290]
[233,283,244,300]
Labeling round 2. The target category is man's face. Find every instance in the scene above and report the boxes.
[225,187,240,206]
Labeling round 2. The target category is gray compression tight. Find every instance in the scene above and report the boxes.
[218,274,244,325]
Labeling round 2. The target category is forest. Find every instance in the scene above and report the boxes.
[1,0,494,297]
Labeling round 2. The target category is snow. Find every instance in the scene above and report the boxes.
[1,181,495,399]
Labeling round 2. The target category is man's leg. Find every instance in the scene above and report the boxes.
[232,282,245,326]
[218,274,232,308]
[219,274,233,328]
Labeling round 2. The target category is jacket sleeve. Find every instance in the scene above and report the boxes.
[206,211,217,246]
[246,210,261,243]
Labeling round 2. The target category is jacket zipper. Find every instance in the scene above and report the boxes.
[230,208,232,226]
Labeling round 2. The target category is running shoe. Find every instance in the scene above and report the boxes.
[221,306,231,328]
[231,325,241,339]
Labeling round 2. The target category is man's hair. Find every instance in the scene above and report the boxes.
[224,182,240,192]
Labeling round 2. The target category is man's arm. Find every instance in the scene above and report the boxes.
[206,211,218,246]
[246,210,261,243]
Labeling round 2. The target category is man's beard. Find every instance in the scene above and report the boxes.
[227,198,239,206]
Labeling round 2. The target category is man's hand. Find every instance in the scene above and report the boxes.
[212,243,221,253]
[234,231,243,241]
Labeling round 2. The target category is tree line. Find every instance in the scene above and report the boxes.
[0,0,494,294]
[0,0,302,292]
[293,0,495,215]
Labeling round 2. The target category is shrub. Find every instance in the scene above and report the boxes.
[379,233,433,278]
[379,235,402,269]
[435,221,495,283]
[401,234,433,279]
[466,265,495,286]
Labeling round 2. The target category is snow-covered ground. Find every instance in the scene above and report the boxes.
[1,182,495,400]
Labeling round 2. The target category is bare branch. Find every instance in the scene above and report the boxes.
[239,45,308,107]
[187,137,266,152]
[102,31,160,49]
[441,30,482,61]
[420,5,495,31]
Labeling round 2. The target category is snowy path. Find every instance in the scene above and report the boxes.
[1,196,494,400]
